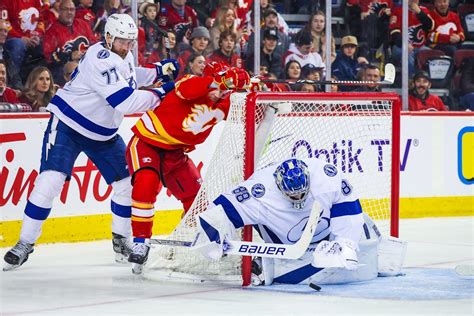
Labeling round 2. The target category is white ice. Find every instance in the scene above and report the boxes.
[1,217,473,315]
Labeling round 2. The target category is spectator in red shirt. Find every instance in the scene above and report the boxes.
[428,0,465,56]
[0,60,19,103]
[207,29,241,68]
[158,0,199,43]
[43,0,97,85]
[177,26,210,76]
[76,0,97,34]
[409,71,447,111]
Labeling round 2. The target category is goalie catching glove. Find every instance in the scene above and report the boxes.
[214,67,251,91]
[312,238,359,270]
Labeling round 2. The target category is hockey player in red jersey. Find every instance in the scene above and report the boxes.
[125,62,250,274]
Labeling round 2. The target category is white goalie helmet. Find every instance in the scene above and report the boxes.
[104,14,138,48]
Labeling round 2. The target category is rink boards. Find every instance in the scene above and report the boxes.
[0,112,473,246]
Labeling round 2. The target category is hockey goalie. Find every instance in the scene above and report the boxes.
[195,157,407,285]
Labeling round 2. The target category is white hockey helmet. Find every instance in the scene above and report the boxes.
[104,14,138,48]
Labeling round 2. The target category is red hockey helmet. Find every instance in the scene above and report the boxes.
[203,61,229,77]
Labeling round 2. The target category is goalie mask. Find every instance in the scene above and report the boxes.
[273,159,310,209]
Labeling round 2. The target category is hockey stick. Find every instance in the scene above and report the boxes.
[255,63,396,86]
[150,201,321,260]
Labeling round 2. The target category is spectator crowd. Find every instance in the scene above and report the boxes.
[0,0,473,111]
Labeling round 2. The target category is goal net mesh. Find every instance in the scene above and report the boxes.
[146,92,398,281]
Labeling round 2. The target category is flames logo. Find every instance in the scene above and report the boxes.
[408,24,426,46]
[182,104,225,135]
[18,7,40,32]
[62,36,90,54]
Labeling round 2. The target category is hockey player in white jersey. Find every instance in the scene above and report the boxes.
[3,14,180,271]
[196,158,406,285]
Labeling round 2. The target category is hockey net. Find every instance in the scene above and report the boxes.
[146,92,401,285]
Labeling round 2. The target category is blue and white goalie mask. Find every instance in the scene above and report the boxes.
[273,159,310,209]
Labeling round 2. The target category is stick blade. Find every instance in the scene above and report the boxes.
[383,63,396,84]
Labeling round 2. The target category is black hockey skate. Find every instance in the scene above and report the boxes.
[3,240,34,271]
[128,242,150,275]
[112,233,134,263]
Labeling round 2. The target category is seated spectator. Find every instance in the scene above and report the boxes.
[332,36,368,91]
[76,0,98,33]
[209,6,242,54]
[459,57,474,111]
[428,0,465,56]
[298,83,317,92]
[178,26,210,76]
[183,52,206,77]
[139,1,162,57]
[62,60,78,84]
[284,29,325,73]
[4,0,46,84]
[245,27,283,78]
[301,63,322,81]
[246,0,289,35]
[43,0,97,86]
[0,19,22,89]
[389,0,434,76]
[284,60,302,80]
[408,71,447,111]
[208,29,241,68]
[304,11,336,63]
[19,66,57,112]
[0,60,19,103]
[246,8,290,58]
[354,64,382,92]
[330,76,339,92]
[158,0,199,40]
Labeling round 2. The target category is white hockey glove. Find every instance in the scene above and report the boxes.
[154,58,180,82]
[194,232,229,261]
[312,238,359,271]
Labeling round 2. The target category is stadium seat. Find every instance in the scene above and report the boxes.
[451,49,474,107]
[453,49,474,69]
[424,55,454,89]
[458,3,474,48]
[416,49,445,71]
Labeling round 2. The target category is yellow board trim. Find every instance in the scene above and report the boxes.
[1,196,472,247]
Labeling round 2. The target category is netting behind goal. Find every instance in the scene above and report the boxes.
[146,92,401,285]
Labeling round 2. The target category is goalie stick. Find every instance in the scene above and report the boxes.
[255,63,396,86]
[150,201,321,260]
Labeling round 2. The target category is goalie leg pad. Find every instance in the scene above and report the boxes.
[161,150,201,212]
[131,169,161,239]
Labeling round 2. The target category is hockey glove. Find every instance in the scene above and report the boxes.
[149,81,175,100]
[312,238,359,270]
[214,68,250,91]
[154,58,180,82]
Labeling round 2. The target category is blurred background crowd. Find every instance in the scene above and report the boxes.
[0,0,473,112]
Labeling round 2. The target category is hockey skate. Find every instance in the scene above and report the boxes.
[128,241,150,275]
[3,240,34,271]
[112,233,134,263]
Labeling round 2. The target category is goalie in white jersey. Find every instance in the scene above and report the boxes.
[197,158,406,285]
[4,14,179,271]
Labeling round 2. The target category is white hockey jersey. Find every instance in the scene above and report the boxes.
[200,158,364,246]
[47,42,161,141]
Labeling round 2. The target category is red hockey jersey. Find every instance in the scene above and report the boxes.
[390,6,434,48]
[347,0,393,15]
[158,4,198,36]
[43,18,97,64]
[132,75,230,152]
[4,0,45,38]
[428,9,465,45]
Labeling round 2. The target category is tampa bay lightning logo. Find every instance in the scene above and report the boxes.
[324,164,337,177]
[97,49,110,59]
[251,183,266,198]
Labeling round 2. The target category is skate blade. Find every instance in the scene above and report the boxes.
[115,253,130,264]
[132,263,144,275]
[3,263,20,271]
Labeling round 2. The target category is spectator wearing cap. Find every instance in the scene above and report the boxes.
[158,0,199,40]
[409,71,447,111]
[354,64,382,92]
[139,1,163,56]
[0,59,19,103]
[284,29,325,74]
[427,0,465,57]
[246,0,289,35]
[245,27,283,78]
[0,19,22,89]
[331,35,368,91]
[177,26,210,76]
[304,11,336,63]
[246,8,290,58]
[301,63,323,91]
[207,29,241,68]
